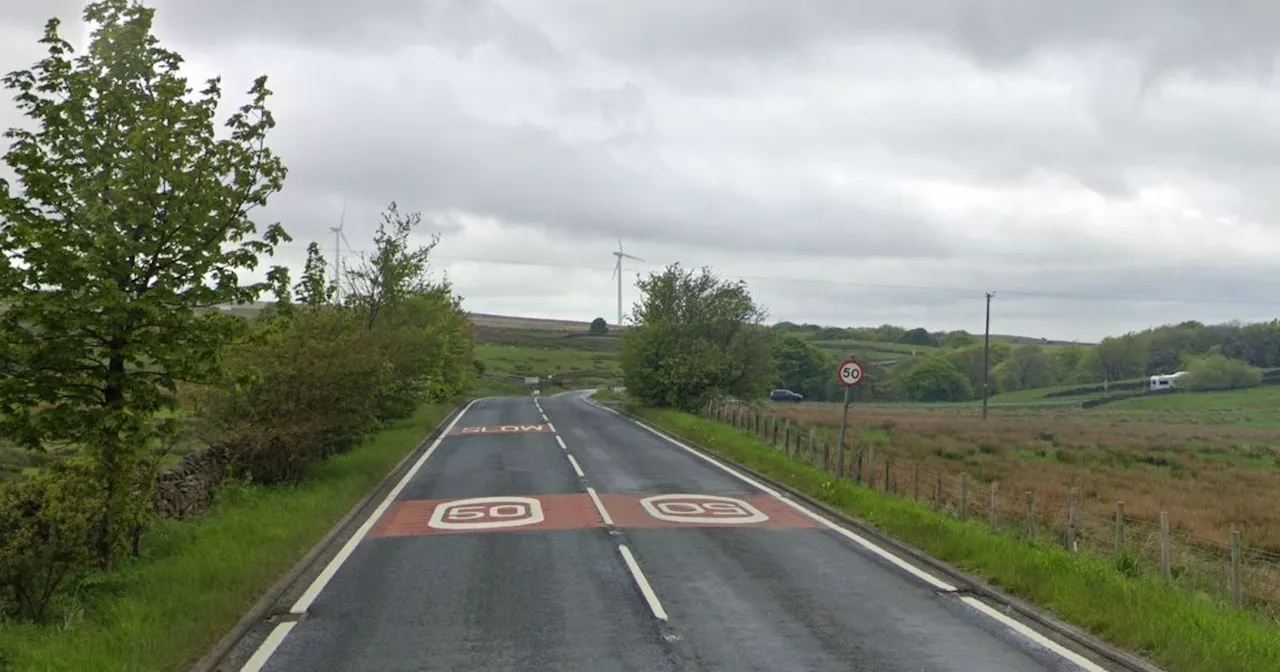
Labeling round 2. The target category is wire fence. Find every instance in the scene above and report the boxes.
[709,400,1280,623]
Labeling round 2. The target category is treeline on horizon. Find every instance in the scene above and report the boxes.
[769,318,1280,403]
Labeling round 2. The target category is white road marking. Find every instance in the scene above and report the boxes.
[567,454,586,477]
[640,494,768,525]
[239,622,296,672]
[586,397,1113,671]
[555,435,567,451]
[282,398,480,620]
[586,398,955,591]
[427,496,545,530]
[619,544,668,621]
[960,597,1108,672]
[541,413,550,422]
[545,422,557,433]
[587,486,614,526]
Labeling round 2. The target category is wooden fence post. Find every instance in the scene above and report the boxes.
[959,475,969,520]
[822,437,831,472]
[783,425,791,455]
[912,465,920,501]
[855,449,864,484]
[1025,491,1035,539]
[772,418,779,446]
[989,482,1000,532]
[1230,528,1243,609]
[1067,488,1079,552]
[884,457,892,493]
[933,473,942,511]
[1159,511,1172,583]
[1115,501,1125,558]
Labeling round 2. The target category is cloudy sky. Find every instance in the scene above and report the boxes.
[4,1,1280,342]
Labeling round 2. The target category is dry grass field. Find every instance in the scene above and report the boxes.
[742,386,1280,618]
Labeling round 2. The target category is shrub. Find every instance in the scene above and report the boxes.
[0,458,102,622]
[1181,354,1263,392]
[189,308,393,484]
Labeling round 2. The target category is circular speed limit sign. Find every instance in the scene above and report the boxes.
[838,359,864,387]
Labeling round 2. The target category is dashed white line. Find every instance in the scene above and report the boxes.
[586,486,614,526]
[545,421,557,433]
[618,544,668,621]
[240,622,296,672]
[555,435,567,451]
[541,414,550,422]
[567,454,586,477]
[960,597,1107,672]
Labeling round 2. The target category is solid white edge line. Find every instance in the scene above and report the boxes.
[555,435,567,451]
[585,398,955,592]
[289,398,480,614]
[960,597,1107,672]
[239,622,296,672]
[587,486,614,525]
[618,544,668,621]
[242,399,482,669]
[567,453,586,477]
[584,396,1114,672]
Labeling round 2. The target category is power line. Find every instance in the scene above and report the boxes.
[266,243,1280,309]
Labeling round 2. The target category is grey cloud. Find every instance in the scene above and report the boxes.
[533,0,1280,80]
[148,0,562,64]
[268,84,953,262]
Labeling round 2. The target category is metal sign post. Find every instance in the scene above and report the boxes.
[836,359,864,479]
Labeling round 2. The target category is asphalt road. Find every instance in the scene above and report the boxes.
[241,393,1115,672]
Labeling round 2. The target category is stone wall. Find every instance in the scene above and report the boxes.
[153,444,230,520]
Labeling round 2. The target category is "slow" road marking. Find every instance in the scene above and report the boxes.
[587,487,614,526]
[619,544,667,621]
[567,454,586,478]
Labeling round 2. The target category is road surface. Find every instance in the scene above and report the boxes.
[238,393,1115,672]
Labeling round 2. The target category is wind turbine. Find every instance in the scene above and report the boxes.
[610,235,643,327]
[330,200,350,305]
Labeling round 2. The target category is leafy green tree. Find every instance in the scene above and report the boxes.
[620,264,773,411]
[902,357,973,402]
[1050,345,1086,383]
[1082,335,1147,382]
[1000,345,1056,392]
[294,242,335,307]
[0,0,289,568]
[589,317,609,335]
[344,201,437,329]
[1181,354,1263,391]
[943,342,1012,395]
[773,335,832,400]
[940,330,976,348]
[899,327,936,347]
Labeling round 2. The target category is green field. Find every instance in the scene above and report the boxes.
[471,323,624,395]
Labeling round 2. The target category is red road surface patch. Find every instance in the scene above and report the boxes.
[600,493,818,530]
[451,424,552,436]
[371,493,819,539]
[373,494,601,538]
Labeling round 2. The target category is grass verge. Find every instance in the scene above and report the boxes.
[0,403,456,672]
[629,405,1280,672]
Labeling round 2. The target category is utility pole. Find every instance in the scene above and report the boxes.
[982,291,994,419]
